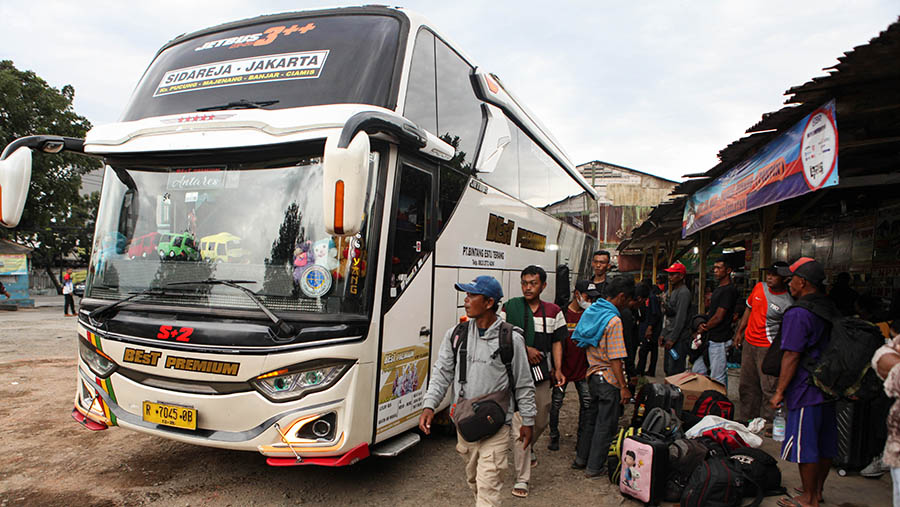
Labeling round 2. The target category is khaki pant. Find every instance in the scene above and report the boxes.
[456,424,511,507]
[739,341,778,421]
[511,380,551,487]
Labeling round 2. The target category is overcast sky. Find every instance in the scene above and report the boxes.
[2,1,897,182]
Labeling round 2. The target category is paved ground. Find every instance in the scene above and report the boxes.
[0,306,892,506]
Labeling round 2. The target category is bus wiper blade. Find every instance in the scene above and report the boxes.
[166,278,296,342]
[195,99,280,111]
[89,288,168,326]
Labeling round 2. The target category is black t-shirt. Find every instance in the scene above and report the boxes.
[707,283,738,342]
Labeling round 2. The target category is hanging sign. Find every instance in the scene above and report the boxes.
[682,100,838,238]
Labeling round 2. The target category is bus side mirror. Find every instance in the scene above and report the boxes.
[323,132,370,237]
[0,146,33,228]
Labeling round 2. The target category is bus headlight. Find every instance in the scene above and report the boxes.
[251,360,353,402]
[79,340,118,378]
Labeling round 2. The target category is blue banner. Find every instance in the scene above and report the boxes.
[683,100,838,238]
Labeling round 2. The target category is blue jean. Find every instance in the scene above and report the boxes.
[575,375,621,473]
[549,379,591,441]
[663,339,688,376]
[692,340,731,385]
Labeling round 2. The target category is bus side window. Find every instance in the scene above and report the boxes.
[404,29,437,135]
[517,129,553,208]
[437,165,468,234]
[388,165,433,299]
[435,38,483,173]
[478,119,520,198]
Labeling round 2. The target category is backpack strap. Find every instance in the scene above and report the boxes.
[451,321,469,399]
[494,321,519,412]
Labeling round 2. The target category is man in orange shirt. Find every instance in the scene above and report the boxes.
[733,261,794,422]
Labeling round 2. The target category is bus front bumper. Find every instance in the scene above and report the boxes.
[72,360,373,466]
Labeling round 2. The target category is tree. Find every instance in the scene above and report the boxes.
[0,60,101,291]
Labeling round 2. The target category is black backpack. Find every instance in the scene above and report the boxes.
[805,316,885,400]
[728,447,786,498]
[641,407,683,442]
[664,438,709,502]
[680,458,763,507]
[761,294,884,400]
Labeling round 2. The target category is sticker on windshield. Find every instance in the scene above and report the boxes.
[299,265,332,298]
[153,50,329,97]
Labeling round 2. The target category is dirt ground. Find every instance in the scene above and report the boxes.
[0,307,893,506]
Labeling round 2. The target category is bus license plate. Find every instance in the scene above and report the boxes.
[142,401,197,430]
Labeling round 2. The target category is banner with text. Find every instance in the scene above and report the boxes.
[682,100,838,238]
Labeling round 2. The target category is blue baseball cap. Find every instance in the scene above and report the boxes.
[454,275,503,302]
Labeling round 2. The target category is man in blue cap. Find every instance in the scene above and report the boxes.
[420,275,536,506]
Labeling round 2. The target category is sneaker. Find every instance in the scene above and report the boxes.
[861,453,889,477]
[547,436,559,451]
[584,468,607,479]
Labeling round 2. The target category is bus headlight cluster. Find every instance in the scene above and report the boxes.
[251,360,353,402]
[78,340,118,378]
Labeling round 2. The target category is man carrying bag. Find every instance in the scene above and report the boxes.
[420,276,536,507]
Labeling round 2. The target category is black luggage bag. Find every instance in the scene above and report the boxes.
[632,383,684,428]
[834,400,880,475]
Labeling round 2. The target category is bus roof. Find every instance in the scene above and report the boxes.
[151,5,597,200]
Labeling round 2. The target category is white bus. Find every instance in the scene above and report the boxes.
[0,6,598,466]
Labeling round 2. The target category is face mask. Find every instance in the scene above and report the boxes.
[578,297,591,310]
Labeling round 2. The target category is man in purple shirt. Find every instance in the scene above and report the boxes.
[769,258,839,507]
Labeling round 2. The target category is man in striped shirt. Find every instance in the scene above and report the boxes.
[572,275,635,477]
[501,265,567,498]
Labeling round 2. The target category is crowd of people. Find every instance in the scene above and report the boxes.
[419,251,900,507]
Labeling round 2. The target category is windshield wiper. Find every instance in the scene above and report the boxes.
[196,99,280,112]
[89,288,168,326]
[166,278,295,342]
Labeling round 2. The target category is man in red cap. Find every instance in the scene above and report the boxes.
[660,262,692,375]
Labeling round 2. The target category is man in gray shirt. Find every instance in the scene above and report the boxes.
[420,275,536,506]
[660,262,692,375]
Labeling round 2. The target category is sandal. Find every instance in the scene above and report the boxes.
[512,482,529,498]
[777,497,807,507]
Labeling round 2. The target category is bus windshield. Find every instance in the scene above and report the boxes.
[86,154,377,317]
[121,13,402,121]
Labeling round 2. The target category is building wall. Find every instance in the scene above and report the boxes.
[574,162,677,260]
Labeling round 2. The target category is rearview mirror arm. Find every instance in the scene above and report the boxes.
[337,111,454,162]
[0,135,86,160]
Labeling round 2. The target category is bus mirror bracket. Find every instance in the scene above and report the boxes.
[323,131,371,237]
[324,111,456,236]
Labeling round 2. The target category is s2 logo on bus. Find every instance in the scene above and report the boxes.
[156,325,194,342]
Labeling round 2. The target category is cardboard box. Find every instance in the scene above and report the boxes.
[665,372,727,411]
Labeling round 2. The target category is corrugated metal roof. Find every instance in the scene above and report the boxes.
[619,16,900,250]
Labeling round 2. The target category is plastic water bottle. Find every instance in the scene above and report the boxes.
[773,406,786,442]
[669,347,680,360]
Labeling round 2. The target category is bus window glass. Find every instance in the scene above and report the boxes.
[121,15,402,121]
[86,154,378,318]
[388,165,432,300]
[517,130,552,208]
[403,29,437,135]
[478,119,520,198]
[546,166,590,232]
[435,39,483,173]
[437,165,468,233]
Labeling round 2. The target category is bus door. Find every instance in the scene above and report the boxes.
[374,159,436,441]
